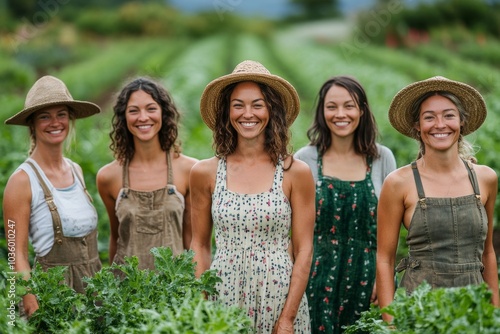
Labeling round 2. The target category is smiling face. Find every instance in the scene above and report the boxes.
[125,89,162,143]
[323,84,362,140]
[229,81,269,141]
[32,105,70,146]
[415,94,463,152]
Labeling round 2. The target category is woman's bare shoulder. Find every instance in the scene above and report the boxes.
[96,160,122,185]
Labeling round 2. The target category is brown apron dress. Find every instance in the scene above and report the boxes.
[26,160,102,294]
[396,160,486,293]
[113,152,184,270]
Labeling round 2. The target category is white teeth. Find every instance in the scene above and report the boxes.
[433,133,449,138]
[49,130,62,134]
[335,122,349,126]
[138,125,152,129]
[241,122,257,127]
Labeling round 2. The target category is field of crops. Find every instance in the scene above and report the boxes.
[2,24,500,263]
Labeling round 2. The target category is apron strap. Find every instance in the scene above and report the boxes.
[25,160,64,245]
[167,150,174,185]
[463,159,481,199]
[411,161,426,200]
[69,161,93,203]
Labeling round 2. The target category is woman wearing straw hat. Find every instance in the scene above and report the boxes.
[377,76,499,322]
[96,77,197,270]
[190,60,315,333]
[295,75,396,333]
[3,75,102,317]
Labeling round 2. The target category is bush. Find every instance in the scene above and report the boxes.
[344,282,500,333]
[5,247,252,333]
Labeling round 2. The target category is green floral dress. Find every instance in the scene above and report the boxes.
[307,155,378,333]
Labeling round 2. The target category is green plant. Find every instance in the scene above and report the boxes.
[344,282,500,333]
[6,247,252,333]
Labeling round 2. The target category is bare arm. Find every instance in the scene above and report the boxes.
[273,160,315,333]
[479,166,499,306]
[189,159,216,278]
[178,154,198,250]
[376,171,406,323]
[3,170,38,317]
[96,163,120,265]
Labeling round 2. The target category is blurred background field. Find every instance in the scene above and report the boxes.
[1,0,500,266]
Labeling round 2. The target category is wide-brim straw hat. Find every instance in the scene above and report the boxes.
[388,76,487,139]
[5,75,101,126]
[200,60,300,131]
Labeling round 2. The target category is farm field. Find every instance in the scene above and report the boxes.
[2,22,500,264]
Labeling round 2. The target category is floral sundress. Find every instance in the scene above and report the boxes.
[211,158,310,333]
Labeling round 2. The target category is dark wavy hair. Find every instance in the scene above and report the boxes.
[307,75,379,158]
[212,81,292,168]
[110,77,181,163]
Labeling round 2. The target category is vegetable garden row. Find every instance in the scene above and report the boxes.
[2,27,500,332]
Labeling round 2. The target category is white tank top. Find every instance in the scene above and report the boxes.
[18,158,98,257]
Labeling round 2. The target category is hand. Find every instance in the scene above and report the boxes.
[23,294,39,318]
[272,317,294,334]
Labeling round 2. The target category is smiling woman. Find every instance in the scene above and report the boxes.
[96,76,198,271]
[2,75,102,318]
[190,60,315,334]
[377,76,500,324]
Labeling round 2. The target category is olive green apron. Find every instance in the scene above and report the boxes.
[396,160,486,293]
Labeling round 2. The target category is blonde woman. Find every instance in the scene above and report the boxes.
[377,76,499,322]
[3,76,101,317]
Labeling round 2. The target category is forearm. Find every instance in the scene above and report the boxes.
[192,244,212,278]
[376,261,396,322]
[279,248,311,321]
[482,251,499,306]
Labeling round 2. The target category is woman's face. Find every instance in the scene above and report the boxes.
[32,105,70,146]
[229,81,269,141]
[125,89,162,143]
[323,85,362,140]
[415,94,463,152]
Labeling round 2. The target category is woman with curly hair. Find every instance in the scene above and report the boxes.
[190,60,315,333]
[97,77,197,269]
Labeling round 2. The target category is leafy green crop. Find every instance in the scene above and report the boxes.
[344,282,500,334]
[6,247,252,334]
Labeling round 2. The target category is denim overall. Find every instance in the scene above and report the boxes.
[396,160,486,293]
[114,152,184,270]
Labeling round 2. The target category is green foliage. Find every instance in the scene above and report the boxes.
[4,247,251,333]
[344,282,500,333]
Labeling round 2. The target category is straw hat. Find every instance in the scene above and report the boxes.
[200,60,300,131]
[388,76,487,139]
[5,75,101,126]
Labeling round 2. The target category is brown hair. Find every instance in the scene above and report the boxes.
[212,81,293,168]
[110,77,181,163]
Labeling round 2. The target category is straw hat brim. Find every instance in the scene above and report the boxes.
[200,72,300,131]
[5,100,101,126]
[388,76,487,139]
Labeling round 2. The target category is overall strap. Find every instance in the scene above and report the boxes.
[69,161,93,202]
[167,150,174,185]
[122,160,130,188]
[463,159,481,198]
[25,161,64,245]
[411,161,426,200]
